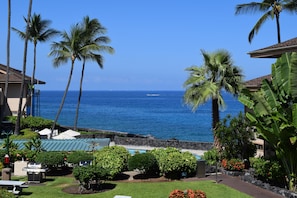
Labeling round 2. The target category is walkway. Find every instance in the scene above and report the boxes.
[206,174,284,198]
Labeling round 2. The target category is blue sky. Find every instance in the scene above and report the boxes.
[1,1,297,91]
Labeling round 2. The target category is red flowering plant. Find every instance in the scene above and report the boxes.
[169,189,207,198]
[221,159,245,171]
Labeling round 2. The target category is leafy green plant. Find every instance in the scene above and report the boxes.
[6,116,55,131]
[128,152,159,175]
[93,146,130,179]
[35,151,65,167]
[239,52,297,190]
[249,157,285,186]
[73,165,109,192]
[214,112,256,160]
[66,151,93,165]
[150,147,197,179]
[202,148,220,166]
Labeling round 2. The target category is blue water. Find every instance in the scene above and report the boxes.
[38,90,244,142]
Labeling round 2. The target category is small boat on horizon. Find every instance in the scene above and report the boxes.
[146,93,160,97]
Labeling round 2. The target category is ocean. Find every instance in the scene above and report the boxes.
[37,90,244,142]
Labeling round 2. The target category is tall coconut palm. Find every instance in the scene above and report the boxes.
[12,13,59,116]
[1,0,11,123]
[235,0,297,43]
[14,0,33,135]
[48,24,84,138]
[73,16,114,130]
[184,49,243,147]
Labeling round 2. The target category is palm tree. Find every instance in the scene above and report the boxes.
[235,0,297,44]
[1,0,11,123]
[48,24,84,138]
[14,0,33,135]
[183,49,243,147]
[12,13,59,116]
[74,16,114,130]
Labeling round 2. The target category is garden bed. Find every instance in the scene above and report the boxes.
[241,170,297,198]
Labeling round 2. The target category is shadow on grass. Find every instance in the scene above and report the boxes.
[19,192,33,196]
[62,183,116,194]
[46,167,72,176]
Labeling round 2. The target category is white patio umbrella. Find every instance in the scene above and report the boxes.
[38,128,51,136]
[63,129,80,137]
[52,133,76,139]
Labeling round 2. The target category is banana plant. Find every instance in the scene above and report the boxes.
[239,52,297,190]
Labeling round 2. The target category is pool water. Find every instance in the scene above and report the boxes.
[127,148,201,160]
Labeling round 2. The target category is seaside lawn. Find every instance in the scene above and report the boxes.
[18,176,252,198]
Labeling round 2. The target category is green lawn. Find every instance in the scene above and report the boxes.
[18,176,251,198]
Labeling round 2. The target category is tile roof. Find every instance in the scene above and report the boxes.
[0,138,110,152]
[248,37,297,58]
[244,74,272,89]
[0,64,45,84]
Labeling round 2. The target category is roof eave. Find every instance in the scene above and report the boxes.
[248,45,297,58]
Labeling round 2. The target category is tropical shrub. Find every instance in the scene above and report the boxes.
[66,151,93,165]
[150,147,197,179]
[214,112,256,160]
[168,189,207,198]
[128,152,159,175]
[221,159,245,171]
[6,116,55,130]
[73,165,109,192]
[202,148,220,166]
[35,151,65,167]
[249,157,285,186]
[93,146,130,179]
[11,129,39,140]
[23,137,44,162]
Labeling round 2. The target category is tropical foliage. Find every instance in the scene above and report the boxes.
[249,157,286,186]
[128,152,159,175]
[235,0,297,43]
[93,146,130,179]
[74,16,114,130]
[184,49,243,147]
[66,150,93,165]
[73,165,109,192]
[150,147,197,179]
[239,52,297,190]
[214,112,256,160]
[49,16,113,135]
[35,151,65,167]
[12,13,58,116]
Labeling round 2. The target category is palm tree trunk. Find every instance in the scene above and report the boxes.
[51,59,75,138]
[30,42,37,116]
[276,15,281,43]
[74,60,86,130]
[1,0,11,124]
[212,98,220,148]
[15,0,33,135]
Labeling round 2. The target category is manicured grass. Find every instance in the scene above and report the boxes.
[18,176,252,198]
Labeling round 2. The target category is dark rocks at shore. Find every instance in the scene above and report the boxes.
[71,126,213,151]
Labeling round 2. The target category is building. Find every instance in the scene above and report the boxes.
[245,37,297,157]
[0,64,45,117]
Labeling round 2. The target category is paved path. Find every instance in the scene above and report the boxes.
[206,174,284,198]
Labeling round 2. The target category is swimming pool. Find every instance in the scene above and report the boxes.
[127,149,147,155]
[127,148,201,160]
